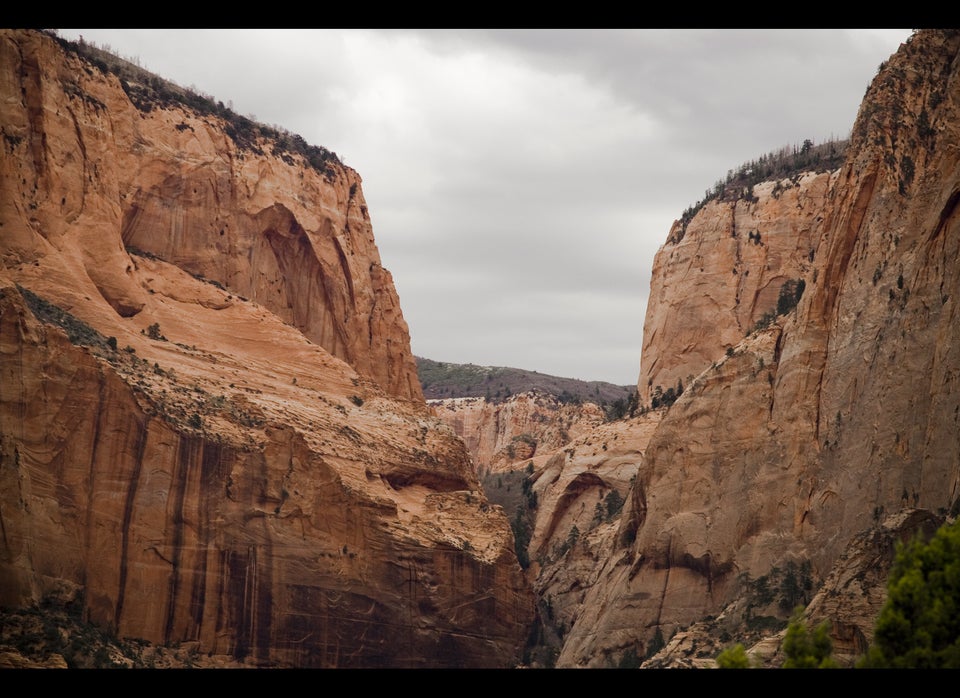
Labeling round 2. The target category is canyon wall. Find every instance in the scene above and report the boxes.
[429,392,607,476]
[0,29,533,668]
[5,27,960,670]
[638,170,831,405]
[0,29,421,403]
[531,29,960,667]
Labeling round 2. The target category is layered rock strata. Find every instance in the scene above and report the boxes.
[0,29,533,668]
[537,29,960,667]
[429,392,607,477]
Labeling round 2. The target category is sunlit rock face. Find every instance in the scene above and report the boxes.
[534,29,960,668]
[0,29,534,668]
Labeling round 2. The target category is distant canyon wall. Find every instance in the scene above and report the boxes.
[429,393,606,477]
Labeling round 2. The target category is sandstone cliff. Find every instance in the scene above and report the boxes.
[6,27,960,671]
[0,29,421,403]
[429,392,607,477]
[0,29,533,668]
[639,169,830,405]
[529,29,960,668]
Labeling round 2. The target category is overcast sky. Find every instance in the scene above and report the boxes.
[56,29,913,386]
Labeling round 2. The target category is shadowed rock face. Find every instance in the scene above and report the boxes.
[0,30,533,668]
[525,29,960,668]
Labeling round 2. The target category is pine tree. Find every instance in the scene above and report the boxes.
[860,518,960,668]
[781,607,837,668]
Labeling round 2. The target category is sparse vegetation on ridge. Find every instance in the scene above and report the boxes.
[674,138,848,242]
[15,286,264,441]
[42,29,342,180]
[602,392,639,421]
[416,356,634,406]
[16,285,115,352]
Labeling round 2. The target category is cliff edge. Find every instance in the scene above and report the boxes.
[0,29,533,668]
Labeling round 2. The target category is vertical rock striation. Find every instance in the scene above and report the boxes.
[547,29,960,667]
[0,30,533,668]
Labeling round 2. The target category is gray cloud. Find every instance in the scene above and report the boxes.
[58,28,912,385]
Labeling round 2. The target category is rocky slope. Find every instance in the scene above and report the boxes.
[528,29,960,668]
[0,29,533,668]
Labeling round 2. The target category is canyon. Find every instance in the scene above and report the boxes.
[2,28,959,669]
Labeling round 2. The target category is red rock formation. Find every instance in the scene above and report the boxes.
[638,170,830,405]
[429,392,606,477]
[0,30,532,668]
[0,28,421,403]
[535,29,960,668]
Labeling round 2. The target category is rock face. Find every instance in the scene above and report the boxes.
[429,392,607,477]
[0,29,421,403]
[0,30,533,668]
[525,411,663,658]
[638,170,830,405]
[7,27,960,671]
[532,29,960,668]
[638,508,945,669]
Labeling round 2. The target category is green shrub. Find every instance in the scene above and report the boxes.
[145,322,165,341]
[781,607,837,668]
[716,643,751,668]
[604,489,625,520]
[859,517,960,668]
[511,506,531,569]
[776,279,805,316]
